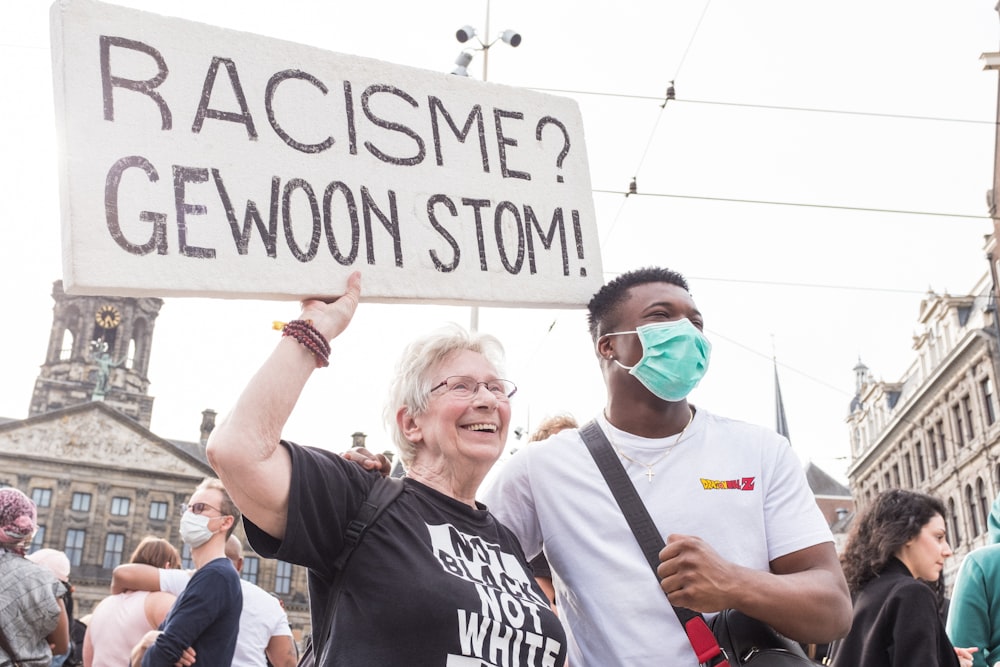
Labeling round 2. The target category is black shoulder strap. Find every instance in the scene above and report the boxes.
[332,475,404,571]
[579,421,663,570]
[312,475,404,664]
[579,420,728,667]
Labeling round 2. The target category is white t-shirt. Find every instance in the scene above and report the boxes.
[160,568,292,667]
[482,407,833,667]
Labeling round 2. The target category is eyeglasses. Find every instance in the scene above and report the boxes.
[430,376,517,401]
[182,502,223,516]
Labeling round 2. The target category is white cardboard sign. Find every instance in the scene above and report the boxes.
[50,0,603,307]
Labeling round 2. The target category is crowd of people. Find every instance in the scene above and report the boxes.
[4,265,1000,667]
[0,480,295,667]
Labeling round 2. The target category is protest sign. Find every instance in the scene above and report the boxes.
[50,0,603,307]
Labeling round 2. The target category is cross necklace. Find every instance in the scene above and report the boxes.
[611,407,694,483]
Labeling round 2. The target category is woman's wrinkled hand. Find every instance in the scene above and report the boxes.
[299,271,362,342]
[342,447,392,477]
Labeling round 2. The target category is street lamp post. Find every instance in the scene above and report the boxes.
[450,0,521,331]
[452,1,521,81]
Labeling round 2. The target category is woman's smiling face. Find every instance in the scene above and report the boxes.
[409,349,511,468]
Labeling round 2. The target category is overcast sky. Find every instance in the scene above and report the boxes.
[2,0,997,484]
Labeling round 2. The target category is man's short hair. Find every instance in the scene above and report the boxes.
[196,478,241,539]
[587,267,689,341]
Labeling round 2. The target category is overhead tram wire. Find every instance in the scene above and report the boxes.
[597,269,974,297]
[631,0,714,178]
[601,0,714,246]
[528,89,998,127]
[590,188,990,221]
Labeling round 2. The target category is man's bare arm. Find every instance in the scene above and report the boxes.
[265,635,298,667]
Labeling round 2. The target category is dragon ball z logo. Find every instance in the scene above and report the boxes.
[700,477,756,491]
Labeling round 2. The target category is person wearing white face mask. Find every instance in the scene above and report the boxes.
[129,478,243,667]
[482,266,853,666]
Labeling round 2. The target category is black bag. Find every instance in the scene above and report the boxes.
[710,609,814,666]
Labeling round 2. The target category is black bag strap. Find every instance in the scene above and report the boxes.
[579,420,728,667]
[311,475,404,665]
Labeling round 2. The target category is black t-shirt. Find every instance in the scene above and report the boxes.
[245,441,567,667]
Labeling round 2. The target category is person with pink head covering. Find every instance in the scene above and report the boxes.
[0,487,70,666]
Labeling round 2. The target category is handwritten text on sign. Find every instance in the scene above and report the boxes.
[50,0,602,306]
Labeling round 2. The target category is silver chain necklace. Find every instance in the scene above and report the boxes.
[610,408,694,483]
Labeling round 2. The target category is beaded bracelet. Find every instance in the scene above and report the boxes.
[283,320,331,357]
[273,319,330,368]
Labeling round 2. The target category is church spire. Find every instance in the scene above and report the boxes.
[774,359,791,443]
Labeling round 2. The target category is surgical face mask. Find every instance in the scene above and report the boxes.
[603,318,712,401]
[179,511,216,548]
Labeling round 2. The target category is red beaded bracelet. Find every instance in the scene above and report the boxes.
[273,319,330,368]
[283,320,331,356]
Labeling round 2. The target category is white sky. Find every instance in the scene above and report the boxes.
[2,0,997,484]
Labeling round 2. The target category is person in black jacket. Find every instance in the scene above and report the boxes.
[832,489,977,667]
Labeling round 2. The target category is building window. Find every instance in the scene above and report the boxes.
[59,329,74,361]
[953,405,966,448]
[903,453,914,487]
[242,556,259,585]
[966,484,981,538]
[71,492,92,512]
[30,526,46,554]
[935,421,947,462]
[982,378,996,426]
[916,443,926,481]
[149,501,168,521]
[891,464,900,487]
[110,497,131,517]
[31,488,52,508]
[963,395,975,440]
[926,429,939,469]
[978,478,990,533]
[181,543,193,570]
[103,532,125,569]
[948,497,962,547]
[274,560,292,594]
[65,529,86,566]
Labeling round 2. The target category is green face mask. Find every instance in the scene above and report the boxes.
[604,318,712,401]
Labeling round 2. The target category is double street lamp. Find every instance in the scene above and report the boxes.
[450,3,521,81]
[448,2,521,332]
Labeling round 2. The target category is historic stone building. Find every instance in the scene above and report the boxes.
[844,271,1000,581]
[0,281,313,643]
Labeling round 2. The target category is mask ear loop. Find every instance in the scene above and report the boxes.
[599,330,639,366]
[596,332,617,363]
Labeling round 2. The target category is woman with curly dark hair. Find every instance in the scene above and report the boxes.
[832,489,976,667]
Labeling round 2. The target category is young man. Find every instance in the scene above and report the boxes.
[114,536,297,667]
[130,478,243,667]
[482,267,852,666]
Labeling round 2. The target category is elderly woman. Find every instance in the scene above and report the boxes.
[0,488,70,667]
[833,489,977,667]
[207,273,566,666]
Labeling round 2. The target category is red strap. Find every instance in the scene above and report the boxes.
[683,617,730,666]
